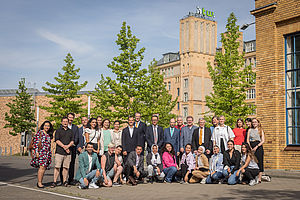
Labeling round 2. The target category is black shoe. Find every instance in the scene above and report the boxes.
[37,183,44,188]
[63,181,69,187]
[148,177,153,184]
[50,182,57,188]
[68,180,77,186]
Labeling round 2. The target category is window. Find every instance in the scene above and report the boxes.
[246,89,256,99]
[248,104,256,115]
[253,57,256,67]
[184,78,189,88]
[184,92,188,102]
[187,63,189,72]
[183,107,188,118]
[177,88,180,96]
[177,102,180,110]
[168,82,171,91]
[285,33,300,145]
[182,64,185,74]
[172,67,174,76]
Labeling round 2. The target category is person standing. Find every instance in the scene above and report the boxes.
[233,118,246,152]
[180,116,197,153]
[75,142,102,189]
[247,118,265,183]
[134,112,147,152]
[111,120,122,147]
[100,119,114,155]
[146,115,164,152]
[30,121,54,188]
[84,118,101,156]
[77,116,88,154]
[211,115,235,154]
[244,118,252,143]
[52,117,74,188]
[191,118,212,158]
[122,116,139,161]
[175,116,185,134]
[210,116,219,134]
[164,118,180,157]
[97,116,103,129]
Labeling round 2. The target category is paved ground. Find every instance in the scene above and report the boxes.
[1,156,300,200]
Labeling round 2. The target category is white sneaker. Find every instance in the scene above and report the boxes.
[200,178,207,184]
[88,182,99,189]
[78,185,82,189]
[249,179,257,186]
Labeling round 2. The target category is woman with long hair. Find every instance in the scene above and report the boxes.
[30,121,54,188]
[84,118,100,155]
[210,116,219,134]
[177,143,195,184]
[237,143,260,186]
[233,118,246,152]
[247,118,265,183]
[244,118,252,143]
[162,143,178,183]
[112,120,122,147]
[100,119,114,155]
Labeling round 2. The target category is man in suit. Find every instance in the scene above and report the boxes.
[75,142,102,189]
[125,145,147,186]
[76,116,88,154]
[192,118,213,158]
[164,118,180,156]
[122,116,139,160]
[60,113,79,185]
[180,116,197,153]
[134,112,147,151]
[146,115,164,152]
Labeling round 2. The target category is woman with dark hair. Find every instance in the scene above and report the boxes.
[244,118,252,142]
[30,121,54,188]
[210,116,219,134]
[222,140,241,185]
[247,118,265,183]
[112,120,122,146]
[233,118,246,152]
[100,119,113,155]
[237,143,260,186]
[177,143,195,184]
[84,118,100,155]
[97,116,102,129]
[162,143,178,183]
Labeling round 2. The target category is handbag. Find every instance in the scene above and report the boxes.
[28,134,42,157]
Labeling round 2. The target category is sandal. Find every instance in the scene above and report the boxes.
[50,182,57,188]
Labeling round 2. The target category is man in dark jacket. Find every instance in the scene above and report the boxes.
[134,112,147,153]
[145,115,164,152]
[122,116,139,163]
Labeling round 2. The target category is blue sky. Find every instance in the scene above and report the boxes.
[0,0,255,91]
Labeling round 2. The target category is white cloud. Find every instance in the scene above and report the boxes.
[37,29,94,54]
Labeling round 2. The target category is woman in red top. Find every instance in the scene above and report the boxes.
[232,118,246,152]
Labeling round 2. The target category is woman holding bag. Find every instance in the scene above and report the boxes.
[30,121,54,188]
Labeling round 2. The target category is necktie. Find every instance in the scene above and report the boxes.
[170,128,174,137]
[154,126,158,144]
[135,123,138,128]
[199,128,203,145]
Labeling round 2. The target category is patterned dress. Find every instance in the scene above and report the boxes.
[30,130,52,169]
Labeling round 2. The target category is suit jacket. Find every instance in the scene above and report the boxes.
[122,126,139,153]
[145,125,164,152]
[180,125,197,149]
[125,151,144,171]
[75,151,101,181]
[134,121,147,148]
[76,126,85,152]
[71,124,80,146]
[164,127,180,153]
[192,127,212,153]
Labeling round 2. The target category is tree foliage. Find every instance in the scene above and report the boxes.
[92,22,176,127]
[4,78,36,136]
[41,53,87,128]
[205,13,256,127]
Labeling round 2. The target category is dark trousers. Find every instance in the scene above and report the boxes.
[176,164,192,181]
[243,168,259,183]
[177,152,183,166]
[250,141,264,172]
[124,165,147,180]
[59,146,76,183]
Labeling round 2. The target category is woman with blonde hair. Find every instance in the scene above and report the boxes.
[247,118,265,183]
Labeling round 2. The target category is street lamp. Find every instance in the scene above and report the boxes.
[241,22,255,30]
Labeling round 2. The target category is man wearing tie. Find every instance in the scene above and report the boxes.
[191,118,213,158]
[164,118,180,156]
[134,112,147,152]
[146,115,164,152]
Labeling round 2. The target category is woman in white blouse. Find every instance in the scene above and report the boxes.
[211,115,235,153]
[84,118,101,155]
[112,120,122,146]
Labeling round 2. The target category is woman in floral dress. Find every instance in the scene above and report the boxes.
[30,121,54,188]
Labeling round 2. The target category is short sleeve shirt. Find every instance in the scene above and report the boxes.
[55,127,74,155]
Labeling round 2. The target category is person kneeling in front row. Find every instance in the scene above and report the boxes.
[146,144,165,183]
[75,142,102,189]
[189,146,210,184]
[206,145,224,184]
[125,145,147,186]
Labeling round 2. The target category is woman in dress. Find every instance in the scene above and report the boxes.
[30,121,54,188]
[247,118,265,183]
[100,119,114,155]
[233,118,246,152]
[84,118,100,155]
[112,120,122,146]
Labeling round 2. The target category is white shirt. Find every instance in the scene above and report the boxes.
[129,126,134,137]
[85,128,101,143]
[152,125,158,134]
[68,124,72,129]
[88,154,93,172]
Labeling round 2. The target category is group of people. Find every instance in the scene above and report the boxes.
[30,112,265,189]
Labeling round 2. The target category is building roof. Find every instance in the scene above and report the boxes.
[157,52,180,66]
[0,88,92,97]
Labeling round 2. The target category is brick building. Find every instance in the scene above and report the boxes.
[251,0,300,169]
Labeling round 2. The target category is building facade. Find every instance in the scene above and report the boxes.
[251,0,300,169]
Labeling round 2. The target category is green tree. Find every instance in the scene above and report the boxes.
[205,12,256,127]
[92,22,177,127]
[4,78,36,136]
[41,53,87,128]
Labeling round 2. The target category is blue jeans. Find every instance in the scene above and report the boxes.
[79,169,101,188]
[163,166,177,182]
[222,166,240,185]
[206,171,223,184]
